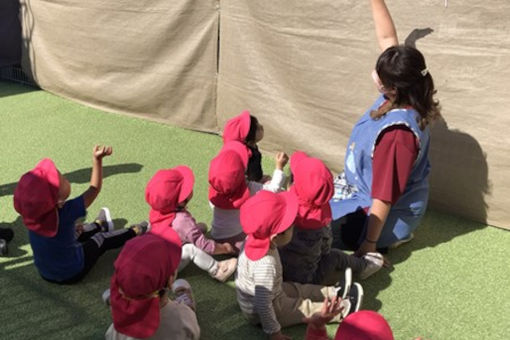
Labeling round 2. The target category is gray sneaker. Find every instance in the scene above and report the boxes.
[172,279,195,311]
[102,288,111,306]
[130,221,150,235]
[95,207,113,232]
[335,267,352,299]
[359,252,384,280]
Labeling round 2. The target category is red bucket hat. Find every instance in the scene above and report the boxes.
[240,191,298,261]
[290,151,334,229]
[110,230,182,338]
[335,310,394,340]
[208,142,251,209]
[145,166,194,231]
[13,158,60,237]
[222,110,251,143]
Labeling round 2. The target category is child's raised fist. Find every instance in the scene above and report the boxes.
[93,145,113,160]
[275,152,289,170]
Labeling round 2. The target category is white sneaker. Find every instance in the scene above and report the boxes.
[95,207,113,232]
[359,252,384,280]
[102,288,111,306]
[389,233,414,249]
[335,267,352,299]
[212,257,238,282]
[345,282,363,316]
[172,279,195,311]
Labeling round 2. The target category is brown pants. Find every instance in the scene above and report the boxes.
[244,282,348,329]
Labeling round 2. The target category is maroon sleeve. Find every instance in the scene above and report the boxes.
[372,125,419,204]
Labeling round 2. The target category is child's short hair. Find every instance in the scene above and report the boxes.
[245,115,259,143]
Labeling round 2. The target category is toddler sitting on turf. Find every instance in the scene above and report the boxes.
[13,146,145,284]
[279,151,383,285]
[145,166,237,282]
[235,190,363,340]
[222,110,267,182]
[106,228,200,340]
[209,141,288,253]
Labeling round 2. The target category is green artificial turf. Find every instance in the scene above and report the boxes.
[1,80,509,339]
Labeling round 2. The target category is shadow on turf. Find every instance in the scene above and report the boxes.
[0,79,37,98]
[0,163,144,198]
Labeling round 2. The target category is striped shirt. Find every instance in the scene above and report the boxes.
[235,245,284,335]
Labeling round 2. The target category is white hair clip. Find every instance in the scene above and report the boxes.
[421,68,428,77]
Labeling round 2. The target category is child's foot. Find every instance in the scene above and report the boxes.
[102,288,111,306]
[335,267,352,299]
[345,282,363,316]
[212,258,238,282]
[359,252,384,280]
[172,279,196,311]
[95,207,114,232]
[0,227,14,243]
[131,221,150,236]
[389,233,414,249]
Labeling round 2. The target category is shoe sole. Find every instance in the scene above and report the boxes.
[336,267,352,299]
[349,282,364,314]
[359,253,384,280]
[215,258,238,282]
[101,207,114,232]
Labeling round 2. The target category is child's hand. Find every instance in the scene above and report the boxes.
[93,145,113,160]
[75,224,84,236]
[275,152,289,170]
[214,242,236,255]
[302,296,344,330]
[269,331,291,340]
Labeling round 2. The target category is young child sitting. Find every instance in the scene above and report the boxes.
[222,110,266,182]
[235,190,363,340]
[13,146,145,284]
[279,152,383,285]
[145,166,237,282]
[209,141,288,252]
[106,228,200,340]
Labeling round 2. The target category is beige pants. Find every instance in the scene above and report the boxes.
[273,282,349,328]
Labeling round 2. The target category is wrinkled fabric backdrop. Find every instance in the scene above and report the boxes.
[2,0,509,229]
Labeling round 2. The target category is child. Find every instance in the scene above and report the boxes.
[303,297,394,340]
[280,152,383,284]
[330,0,440,256]
[209,141,288,252]
[235,190,363,340]
[105,228,200,340]
[145,166,238,282]
[13,146,144,284]
[222,110,265,182]
[0,227,14,255]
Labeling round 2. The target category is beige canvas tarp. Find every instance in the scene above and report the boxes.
[20,0,219,131]
[20,0,510,229]
[217,0,510,229]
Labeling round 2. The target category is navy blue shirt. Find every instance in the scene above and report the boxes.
[29,196,86,281]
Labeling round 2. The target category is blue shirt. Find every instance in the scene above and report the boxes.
[29,196,86,281]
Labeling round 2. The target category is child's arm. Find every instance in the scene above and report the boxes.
[252,261,289,340]
[354,198,390,257]
[371,0,398,51]
[176,213,235,255]
[82,145,112,208]
[248,152,288,194]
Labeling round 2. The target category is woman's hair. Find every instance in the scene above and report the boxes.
[371,45,440,130]
[245,115,259,143]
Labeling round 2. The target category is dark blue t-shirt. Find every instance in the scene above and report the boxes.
[29,196,86,281]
